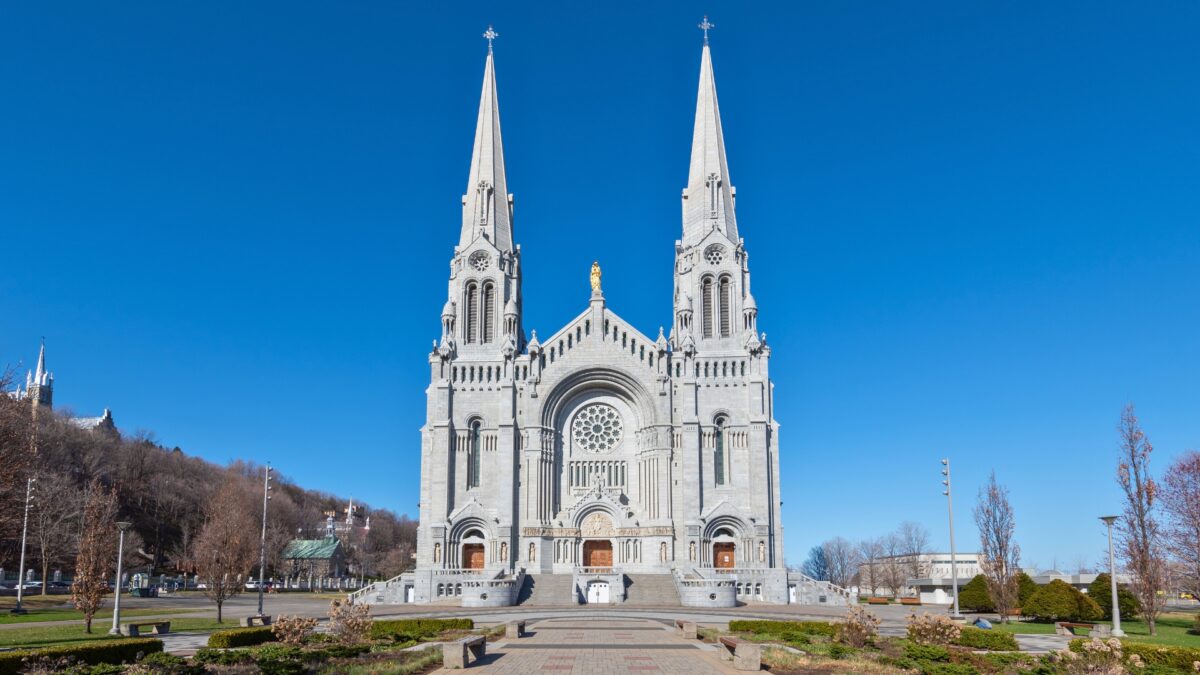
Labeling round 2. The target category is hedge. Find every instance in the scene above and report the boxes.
[0,637,163,675]
[954,626,1018,651]
[1069,638,1200,671]
[959,575,994,613]
[370,618,474,641]
[727,620,838,637]
[207,625,277,648]
[1024,579,1100,622]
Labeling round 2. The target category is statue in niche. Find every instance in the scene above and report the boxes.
[500,542,508,562]
[689,541,697,561]
[660,541,668,562]
[758,541,766,563]
[528,543,536,563]
[433,543,441,564]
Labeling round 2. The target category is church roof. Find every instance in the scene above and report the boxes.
[460,41,513,253]
[682,43,738,246]
[282,536,342,560]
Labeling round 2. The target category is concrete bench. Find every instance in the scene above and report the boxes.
[675,619,697,639]
[1055,621,1098,636]
[900,597,922,606]
[443,634,486,669]
[717,635,761,672]
[239,615,272,627]
[505,620,526,639]
[120,621,170,637]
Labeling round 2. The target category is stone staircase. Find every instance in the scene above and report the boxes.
[516,573,579,606]
[623,574,681,606]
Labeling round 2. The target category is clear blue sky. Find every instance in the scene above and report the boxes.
[3,1,1197,570]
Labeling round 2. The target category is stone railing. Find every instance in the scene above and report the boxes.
[460,569,525,608]
[672,568,737,607]
[787,570,856,606]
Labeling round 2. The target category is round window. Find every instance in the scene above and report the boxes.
[469,251,490,272]
[571,403,623,454]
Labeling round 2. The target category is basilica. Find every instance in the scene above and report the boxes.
[358,27,848,608]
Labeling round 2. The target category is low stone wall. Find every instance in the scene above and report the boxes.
[673,570,737,608]
[461,570,524,608]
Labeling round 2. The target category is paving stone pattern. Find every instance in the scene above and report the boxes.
[434,618,744,674]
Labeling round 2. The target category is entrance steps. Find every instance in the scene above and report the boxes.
[623,574,681,606]
[516,573,578,606]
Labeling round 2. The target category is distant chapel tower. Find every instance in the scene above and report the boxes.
[25,340,54,413]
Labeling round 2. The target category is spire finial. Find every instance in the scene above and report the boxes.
[698,15,714,45]
[483,24,498,53]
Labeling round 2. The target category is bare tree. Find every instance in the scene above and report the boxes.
[1115,404,1168,635]
[973,471,1020,622]
[822,537,860,590]
[1161,450,1200,599]
[192,478,259,622]
[71,480,119,633]
[31,473,83,594]
[0,370,34,545]
[857,537,884,597]
[898,521,931,583]
[881,533,908,597]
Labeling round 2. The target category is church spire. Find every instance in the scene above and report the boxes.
[460,26,513,252]
[681,27,738,245]
[33,338,47,386]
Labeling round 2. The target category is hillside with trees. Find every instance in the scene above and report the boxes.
[0,370,416,587]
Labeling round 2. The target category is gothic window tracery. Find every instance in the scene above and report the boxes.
[719,276,732,337]
[714,416,728,486]
[701,276,714,338]
[482,282,495,343]
[465,282,479,343]
[704,244,725,265]
[571,403,623,454]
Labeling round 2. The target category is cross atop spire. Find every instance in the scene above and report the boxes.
[482,24,498,53]
[698,15,714,45]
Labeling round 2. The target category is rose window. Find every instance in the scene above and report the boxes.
[469,251,490,272]
[704,244,725,265]
[572,404,623,453]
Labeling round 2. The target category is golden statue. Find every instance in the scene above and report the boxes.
[590,260,602,293]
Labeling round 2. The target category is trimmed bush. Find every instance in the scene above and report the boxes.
[958,575,994,612]
[1085,573,1141,620]
[1112,641,1200,671]
[919,663,979,675]
[1015,572,1038,606]
[1023,579,1100,622]
[727,619,837,637]
[955,626,1018,651]
[904,643,950,662]
[0,638,163,675]
[370,618,474,641]
[207,625,277,648]
[907,613,961,646]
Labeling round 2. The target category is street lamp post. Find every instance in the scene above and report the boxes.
[257,463,273,617]
[1100,516,1125,637]
[941,459,963,619]
[12,477,36,615]
[109,521,133,635]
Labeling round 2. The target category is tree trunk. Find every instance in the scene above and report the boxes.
[84,615,92,634]
[40,560,48,596]
[217,600,223,624]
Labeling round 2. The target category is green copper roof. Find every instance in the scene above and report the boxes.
[282,537,341,560]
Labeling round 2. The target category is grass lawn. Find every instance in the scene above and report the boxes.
[0,606,202,625]
[0,617,233,649]
[991,612,1200,648]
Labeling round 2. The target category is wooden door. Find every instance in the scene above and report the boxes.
[714,542,736,569]
[583,540,613,568]
[462,544,485,570]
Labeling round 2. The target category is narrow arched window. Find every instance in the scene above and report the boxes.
[482,282,495,343]
[468,420,482,488]
[465,282,479,344]
[714,416,727,485]
[719,276,732,337]
[701,277,714,338]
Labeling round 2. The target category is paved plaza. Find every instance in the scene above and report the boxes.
[434,617,744,674]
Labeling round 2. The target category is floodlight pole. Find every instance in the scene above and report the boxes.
[12,477,35,615]
[109,521,133,635]
[942,458,963,619]
[1100,516,1125,637]
[257,463,272,616]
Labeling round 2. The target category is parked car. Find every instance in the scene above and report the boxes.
[48,581,71,589]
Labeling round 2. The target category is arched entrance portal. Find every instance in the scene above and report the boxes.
[582,540,613,568]
[713,542,735,569]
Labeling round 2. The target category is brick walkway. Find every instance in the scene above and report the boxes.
[434,618,743,674]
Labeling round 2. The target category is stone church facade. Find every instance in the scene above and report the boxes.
[356,31,849,608]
